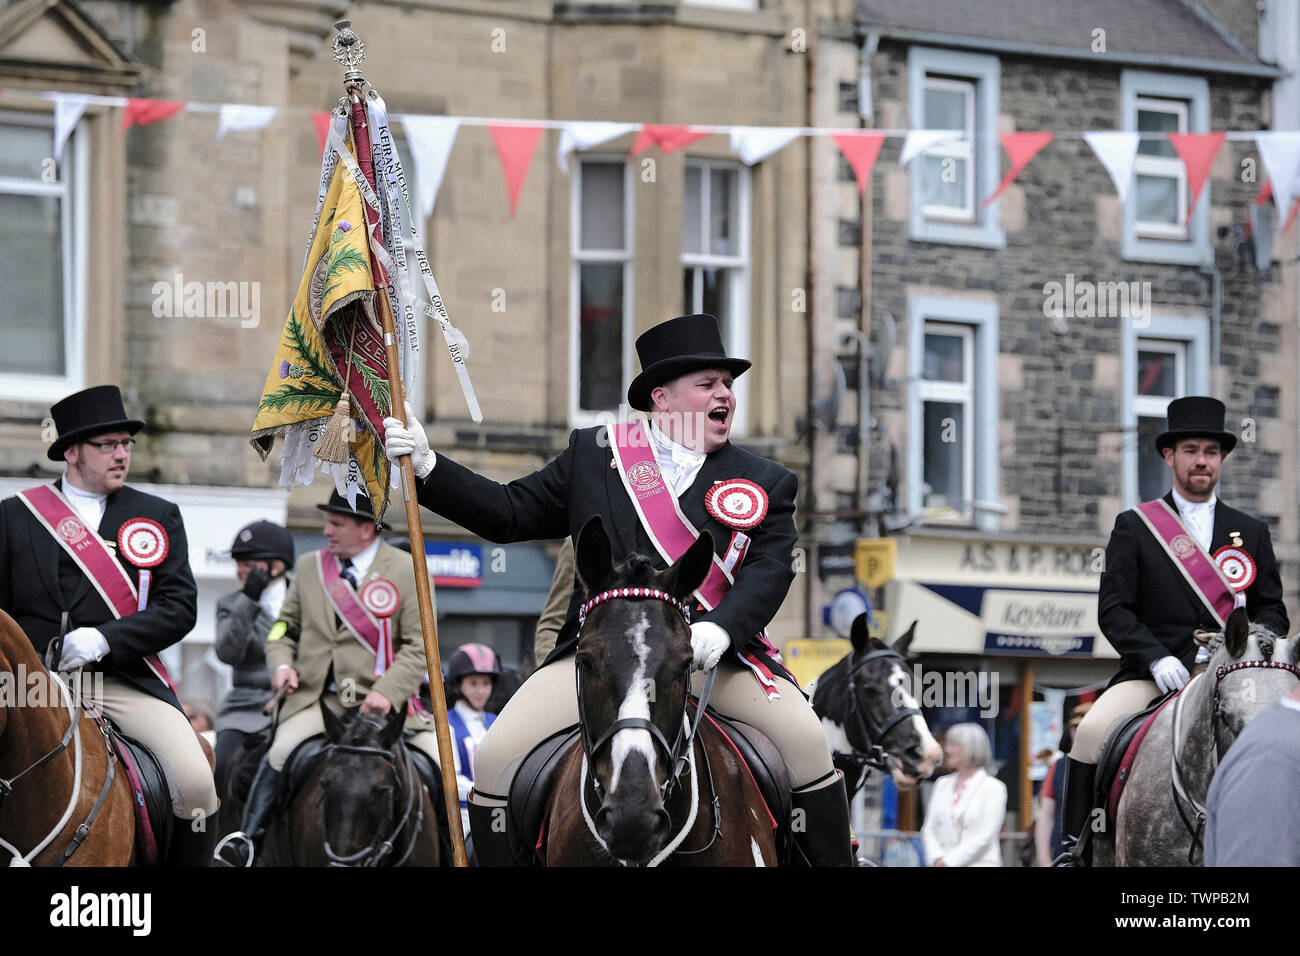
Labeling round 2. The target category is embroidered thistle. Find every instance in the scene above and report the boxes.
[279,359,290,379]
[337,220,353,232]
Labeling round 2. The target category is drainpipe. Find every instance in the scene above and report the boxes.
[1200,263,1221,397]
[804,0,819,640]
[855,29,879,535]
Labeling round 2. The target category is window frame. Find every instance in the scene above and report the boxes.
[569,156,635,425]
[1133,95,1190,240]
[919,76,977,223]
[1120,70,1212,266]
[682,157,751,435]
[907,47,1004,249]
[918,322,976,519]
[0,110,87,401]
[907,295,1000,531]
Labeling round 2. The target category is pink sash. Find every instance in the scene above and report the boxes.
[1133,499,1238,627]
[17,485,176,694]
[317,551,428,717]
[608,422,783,698]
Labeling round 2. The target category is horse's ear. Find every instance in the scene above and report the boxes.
[892,619,918,657]
[574,516,612,596]
[849,613,869,655]
[664,529,714,601]
[378,701,405,749]
[321,697,347,742]
[1225,607,1250,658]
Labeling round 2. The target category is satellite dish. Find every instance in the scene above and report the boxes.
[828,588,871,639]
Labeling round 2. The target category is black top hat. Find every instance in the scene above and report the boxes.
[1155,396,1237,456]
[47,385,146,462]
[626,314,751,412]
[316,490,388,528]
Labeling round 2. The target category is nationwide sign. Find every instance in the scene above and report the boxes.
[425,542,483,588]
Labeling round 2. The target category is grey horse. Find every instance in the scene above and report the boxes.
[1093,608,1299,866]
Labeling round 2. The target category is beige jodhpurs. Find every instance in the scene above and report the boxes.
[267,696,441,771]
[471,653,836,799]
[97,676,219,818]
[1069,679,1161,764]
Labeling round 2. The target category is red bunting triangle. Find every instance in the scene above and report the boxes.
[830,131,886,194]
[1168,132,1226,224]
[488,125,545,217]
[1286,197,1300,233]
[629,124,710,157]
[121,98,183,131]
[312,111,332,154]
[1256,180,1273,208]
[981,131,1055,207]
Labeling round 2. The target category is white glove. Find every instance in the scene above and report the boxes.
[1150,655,1190,694]
[382,400,436,479]
[689,622,731,672]
[59,627,109,670]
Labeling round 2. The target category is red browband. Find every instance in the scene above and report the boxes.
[578,588,692,628]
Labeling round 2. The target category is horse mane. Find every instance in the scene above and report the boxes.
[337,710,390,748]
[607,553,661,588]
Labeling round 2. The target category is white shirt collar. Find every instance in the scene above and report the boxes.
[649,421,707,496]
[60,474,107,529]
[453,699,488,724]
[343,537,382,579]
[650,421,705,467]
[1171,487,1217,515]
[259,576,288,618]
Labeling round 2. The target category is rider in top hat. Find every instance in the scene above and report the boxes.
[216,490,437,866]
[0,385,218,865]
[383,313,854,866]
[1057,396,1289,865]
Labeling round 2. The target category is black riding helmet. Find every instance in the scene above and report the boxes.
[229,520,295,568]
[445,643,501,684]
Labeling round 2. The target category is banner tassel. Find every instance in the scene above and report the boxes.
[313,390,352,464]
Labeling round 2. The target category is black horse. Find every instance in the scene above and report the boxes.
[808,615,942,794]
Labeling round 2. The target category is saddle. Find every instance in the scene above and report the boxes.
[1094,691,1176,827]
[80,709,174,867]
[505,711,791,866]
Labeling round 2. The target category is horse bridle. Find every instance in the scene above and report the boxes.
[843,648,923,778]
[318,740,423,867]
[574,587,713,805]
[1169,652,1300,862]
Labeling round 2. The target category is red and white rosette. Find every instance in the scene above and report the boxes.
[704,479,769,531]
[1213,545,1256,593]
[118,518,168,612]
[361,578,400,676]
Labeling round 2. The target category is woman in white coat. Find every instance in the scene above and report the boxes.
[921,723,1007,867]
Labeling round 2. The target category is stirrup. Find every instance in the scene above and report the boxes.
[212,831,255,868]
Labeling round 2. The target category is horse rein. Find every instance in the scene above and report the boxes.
[318,740,423,867]
[1169,652,1300,862]
[843,649,923,780]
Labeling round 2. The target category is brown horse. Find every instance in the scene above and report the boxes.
[546,518,780,866]
[0,609,137,866]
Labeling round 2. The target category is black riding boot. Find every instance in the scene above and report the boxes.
[1053,757,1096,867]
[213,762,280,867]
[467,799,518,867]
[167,807,218,867]
[791,775,854,867]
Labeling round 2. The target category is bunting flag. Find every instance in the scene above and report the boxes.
[1084,131,1140,203]
[1254,132,1300,223]
[121,98,183,130]
[252,112,394,517]
[488,124,545,217]
[401,115,461,220]
[557,121,640,173]
[312,111,332,154]
[216,104,276,141]
[1169,132,1226,224]
[53,93,89,160]
[629,124,710,157]
[982,131,1055,206]
[830,131,886,194]
[898,129,963,168]
[730,126,801,165]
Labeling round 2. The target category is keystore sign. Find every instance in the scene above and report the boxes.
[980,589,1097,657]
[425,542,483,587]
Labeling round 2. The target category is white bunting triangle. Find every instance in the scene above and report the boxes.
[556,121,640,173]
[1255,132,1300,220]
[898,129,964,169]
[729,126,801,165]
[216,104,276,141]
[1084,131,1140,203]
[399,115,461,222]
[53,93,91,160]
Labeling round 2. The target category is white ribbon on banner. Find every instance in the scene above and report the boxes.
[1084,131,1140,203]
[729,126,801,166]
[556,121,640,173]
[399,115,461,221]
[216,104,276,141]
[1255,131,1300,219]
[898,129,964,169]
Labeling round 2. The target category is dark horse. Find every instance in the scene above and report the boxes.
[546,517,780,866]
[256,701,441,866]
[807,615,942,794]
[0,609,137,865]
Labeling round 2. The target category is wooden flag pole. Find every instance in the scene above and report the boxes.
[334,20,469,867]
